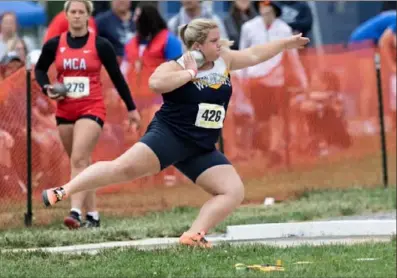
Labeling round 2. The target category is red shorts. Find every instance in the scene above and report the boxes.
[55,99,106,127]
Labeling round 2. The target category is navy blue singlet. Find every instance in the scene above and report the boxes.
[155,56,232,150]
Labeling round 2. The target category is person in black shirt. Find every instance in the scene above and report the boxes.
[95,0,136,59]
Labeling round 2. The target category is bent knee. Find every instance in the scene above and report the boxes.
[227,181,245,204]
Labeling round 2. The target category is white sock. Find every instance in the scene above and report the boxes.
[87,211,99,221]
[70,208,82,220]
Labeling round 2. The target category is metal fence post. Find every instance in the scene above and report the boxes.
[374,52,389,188]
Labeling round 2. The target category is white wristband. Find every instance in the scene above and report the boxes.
[186,69,197,79]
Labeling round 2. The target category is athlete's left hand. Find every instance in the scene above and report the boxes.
[284,33,310,49]
[128,109,141,130]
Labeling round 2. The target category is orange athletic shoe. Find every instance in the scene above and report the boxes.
[42,187,67,207]
[179,231,212,248]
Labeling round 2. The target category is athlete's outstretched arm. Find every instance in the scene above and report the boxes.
[96,37,136,111]
[34,37,60,93]
[224,33,309,71]
[149,61,193,94]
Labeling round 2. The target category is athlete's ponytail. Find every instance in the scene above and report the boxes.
[178,24,189,48]
[178,18,233,50]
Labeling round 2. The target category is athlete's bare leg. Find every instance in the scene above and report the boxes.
[44,142,161,200]
[68,118,102,215]
[187,165,244,234]
[58,124,74,158]
[58,123,87,227]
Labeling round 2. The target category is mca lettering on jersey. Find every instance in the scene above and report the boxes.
[63,58,87,70]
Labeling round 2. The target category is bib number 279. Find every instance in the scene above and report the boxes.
[63,76,90,99]
[66,83,85,93]
[195,103,225,129]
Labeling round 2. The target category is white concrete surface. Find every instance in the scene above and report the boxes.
[2,220,395,255]
[225,220,396,240]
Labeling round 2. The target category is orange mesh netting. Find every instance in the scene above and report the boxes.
[0,43,395,229]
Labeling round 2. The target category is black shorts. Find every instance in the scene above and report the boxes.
[56,114,104,128]
[139,118,230,182]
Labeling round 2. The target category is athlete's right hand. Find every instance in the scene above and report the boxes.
[128,109,141,131]
[183,52,198,75]
[45,85,65,101]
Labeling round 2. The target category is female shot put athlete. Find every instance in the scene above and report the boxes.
[42,18,308,245]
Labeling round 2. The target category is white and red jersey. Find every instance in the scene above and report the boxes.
[239,17,307,88]
[55,31,102,103]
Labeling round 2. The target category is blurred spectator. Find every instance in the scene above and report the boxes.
[297,70,351,156]
[379,22,396,73]
[43,11,98,43]
[0,68,61,191]
[349,11,396,134]
[123,2,182,119]
[223,0,256,159]
[277,1,313,37]
[379,23,396,129]
[240,0,308,167]
[123,3,183,186]
[349,10,396,45]
[224,0,257,50]
[0,128,14,170]
[0,39,5,62]
[14,39,28,63]
[0,51,24,79]
[168,0,229,39]
[31,93,63,187]
[92,1,110,17]
[0,127,24,198]
[95,0,136,59]
[28,49,42,65]
[227,74,255,161]
[0,12,23,60]
[93,0,142,16]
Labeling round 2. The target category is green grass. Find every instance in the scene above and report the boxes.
[0,241,395,278]
[0,187,395,249]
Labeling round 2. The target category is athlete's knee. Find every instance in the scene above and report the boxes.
[70,153,91,169]
[227,180,245,205]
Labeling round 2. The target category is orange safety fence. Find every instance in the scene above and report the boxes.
[0,43,395,229]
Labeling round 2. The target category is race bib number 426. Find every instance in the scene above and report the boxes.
[195,103,226,129]
[63,76,90,99]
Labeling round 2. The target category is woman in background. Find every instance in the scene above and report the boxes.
[224,0,257,50]
[0,12,23,59]
[123,2,182,131]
